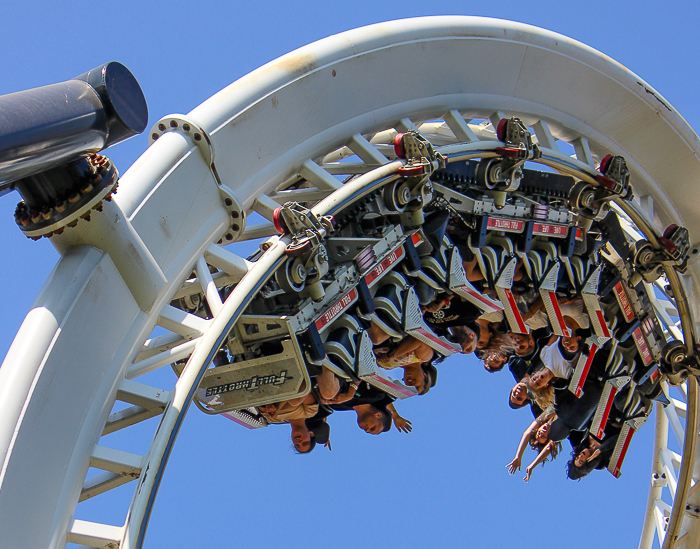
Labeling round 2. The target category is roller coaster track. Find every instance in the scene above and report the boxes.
[0,17,699,549]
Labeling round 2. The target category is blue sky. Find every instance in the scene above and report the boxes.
[1,1,698,548]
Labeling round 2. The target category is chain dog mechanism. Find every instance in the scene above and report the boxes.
[273,202,335,301]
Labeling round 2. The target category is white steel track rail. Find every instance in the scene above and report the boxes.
[0,16,698,549]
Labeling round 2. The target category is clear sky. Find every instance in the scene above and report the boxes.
[1,1,698,548]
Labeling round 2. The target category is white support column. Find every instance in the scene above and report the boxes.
[532,119,557,151]
[81,471,135,502]
[396,117,418,133]
[666,400,687,448]
[348,133,389,165]
[239,222,277,241]
[195,256,223,317]
[67,519,124,548]
[137,332,190,362]
[127,339,198,379]
[157,305,211,338]
[116,379,170,409]
[90,446,143,477]
[573,136,595,167]
[252,193,281,221]
[489,111,507,132]
[298,159,341,190]
[442,110,478,142]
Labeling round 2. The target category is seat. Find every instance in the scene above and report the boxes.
[470,234,530,335]
[561,254,593,292]
[424,239,504,314]
[323,314,366,379]
[401,284,461,356]
[371,271,462,356]
[419,235,454,289]
[322,314,418,398]
[526,242,570,336]
[371,272,411,340]
[417,209,450,256]
[469,234,506,289]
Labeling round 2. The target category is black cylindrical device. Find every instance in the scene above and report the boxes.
[0,62,148,184]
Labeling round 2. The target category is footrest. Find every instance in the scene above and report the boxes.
[590,374,631,439]
[222,408,269,429]
[495,257,530,334]
[403,287,462,356]
[538,262,570,337]
[357,336,418,400]
[606,396,651,478]
[581,265,612,341]
[568,338,602,397]
[452,282,504,314]
[607,422,635,479]
[449,245,504,314]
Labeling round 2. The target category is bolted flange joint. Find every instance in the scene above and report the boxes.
[14,153,118,240]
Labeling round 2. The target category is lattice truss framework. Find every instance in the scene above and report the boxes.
[0,17,699,549]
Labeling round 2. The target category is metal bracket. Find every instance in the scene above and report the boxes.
[273,202,334,301]
[216,185,246,244]
[474,117,541,200]
[150,115,248,244]
[395,130,446,176]
[392,131,445,216]
[149,114,214,165]
[595,155,632,198]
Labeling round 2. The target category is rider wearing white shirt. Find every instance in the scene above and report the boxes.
[528,336,575,390]
[540,339,573,380]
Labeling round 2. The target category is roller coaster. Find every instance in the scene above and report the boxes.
[0,17,698,549]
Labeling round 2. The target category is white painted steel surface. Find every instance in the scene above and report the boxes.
[0,16,698,548]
